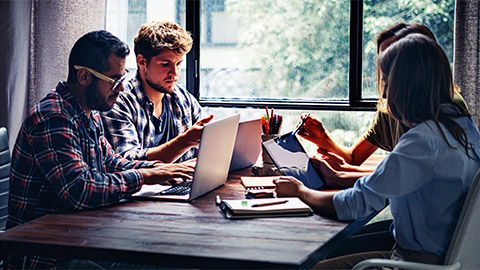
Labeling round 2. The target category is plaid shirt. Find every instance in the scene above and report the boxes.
[101,72,202,162]
[6,82,153,269]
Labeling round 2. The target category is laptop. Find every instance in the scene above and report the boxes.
[229,118,262,171]
[262,132,324,190]
[130,113,241,201]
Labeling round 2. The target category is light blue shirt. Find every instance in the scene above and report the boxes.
[333,116,480,257]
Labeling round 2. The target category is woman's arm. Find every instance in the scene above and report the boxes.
[297,114,378,165]
[274,176,338,218]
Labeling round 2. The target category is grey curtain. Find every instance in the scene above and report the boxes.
[0,0,105,150]
[454,0,480,126]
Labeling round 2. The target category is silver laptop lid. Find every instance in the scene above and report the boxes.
[189,113,240,200]
[130,114,240,201]
[229,118,262,171]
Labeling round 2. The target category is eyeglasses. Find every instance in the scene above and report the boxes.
[74,65,129,91]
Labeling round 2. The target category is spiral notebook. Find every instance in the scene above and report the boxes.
[219,197,313,219]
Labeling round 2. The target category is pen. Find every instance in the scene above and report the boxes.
[251,199,289,207]
[291,113,310,136]
[270,108,274,126]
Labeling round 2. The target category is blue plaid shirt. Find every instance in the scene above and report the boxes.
[101,72,202,162]
[6,82,154,269]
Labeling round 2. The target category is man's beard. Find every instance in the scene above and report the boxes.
[144,70,175,94]
[85,82,115,112]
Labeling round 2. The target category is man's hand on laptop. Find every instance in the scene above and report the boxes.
[182,115,214,146]
[164,177,190,186]
[138,162,195,185]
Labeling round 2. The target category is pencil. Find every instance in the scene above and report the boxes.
[251,199,289,207]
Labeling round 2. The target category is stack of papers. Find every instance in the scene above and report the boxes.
[219,197,313,219]
[240,176,277,189]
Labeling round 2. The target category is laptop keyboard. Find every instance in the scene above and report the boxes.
[156,181,192,195]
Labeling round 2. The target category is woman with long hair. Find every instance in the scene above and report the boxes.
[275,34,480,269]
[298,22,468,189]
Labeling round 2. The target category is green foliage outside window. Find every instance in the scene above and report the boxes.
[226,0,350,99]
[214,0,454,147]
[224,0,454,100]
[362,0,455,97]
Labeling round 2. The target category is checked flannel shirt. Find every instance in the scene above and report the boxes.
[101,72,202,162]
[6,81,154,269]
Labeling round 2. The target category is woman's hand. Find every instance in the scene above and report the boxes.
[317,149,376,173]
[310,153,373,189]
[296,114,332,151]
[274,175,338,218]
[274,176,309,200]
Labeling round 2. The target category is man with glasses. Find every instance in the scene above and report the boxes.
[101,21,213,163]
[5,30,194,269]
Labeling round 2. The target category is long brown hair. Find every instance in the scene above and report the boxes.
[378,34,471,154]
[375,23,437,111]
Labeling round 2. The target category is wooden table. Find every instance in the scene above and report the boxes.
[0,169,373,269]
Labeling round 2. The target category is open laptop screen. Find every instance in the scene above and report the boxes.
[229,118,262,171]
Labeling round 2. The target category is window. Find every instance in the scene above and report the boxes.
[106,0,187,85]
[193,0,455,108]
[362,0,455,98]
[105,0,454,148]
[195,0,357,110]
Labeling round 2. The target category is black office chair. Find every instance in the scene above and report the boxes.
[0,127,10,269]
[0,127,10,230]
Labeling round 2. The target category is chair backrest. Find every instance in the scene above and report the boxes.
[0,127,10,230]
[444,167,480,269]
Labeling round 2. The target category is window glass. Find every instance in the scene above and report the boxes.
[362,0,455,98]
[105,0,187,86]
[106,0,455,103]
[200,0,351,101]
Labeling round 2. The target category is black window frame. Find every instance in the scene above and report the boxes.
[185,0,377,112]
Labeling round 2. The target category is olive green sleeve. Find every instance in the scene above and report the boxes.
[363,110,403,152]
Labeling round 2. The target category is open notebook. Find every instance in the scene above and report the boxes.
[130,114,240,202]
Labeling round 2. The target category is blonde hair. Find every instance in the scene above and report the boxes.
[134,21,193,62]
